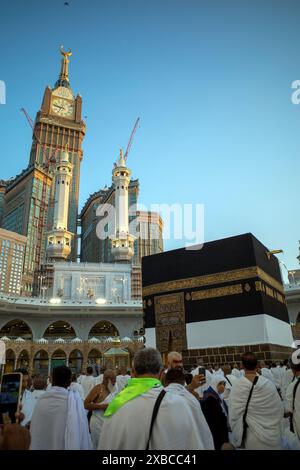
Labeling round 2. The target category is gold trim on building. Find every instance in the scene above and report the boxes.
[256,267,284,295]
[191,283,243,301]
[255,280,285,304]
[255,281,262,292]
[142,266,284,297]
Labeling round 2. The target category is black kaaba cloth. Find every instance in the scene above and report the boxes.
[142,233,289,329]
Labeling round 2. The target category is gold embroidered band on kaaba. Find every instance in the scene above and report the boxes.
[142,266,284,297]
[191,284,243,301]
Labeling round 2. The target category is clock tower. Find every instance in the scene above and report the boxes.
[29,47,85,261]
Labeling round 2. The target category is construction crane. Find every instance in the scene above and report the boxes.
[124,117,140,162]
[20,108,58,270]
[20,108,57,169]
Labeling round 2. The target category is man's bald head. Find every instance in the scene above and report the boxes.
[103,369,116,385]
[167,351,183,370]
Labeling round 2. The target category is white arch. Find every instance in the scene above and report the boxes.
[33,349,49,359]
[42,320,78,338]
[0,319,33,339]
[50,349,67,359]
[88,320,119,338]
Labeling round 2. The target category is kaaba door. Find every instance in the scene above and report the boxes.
[154,292,187,354]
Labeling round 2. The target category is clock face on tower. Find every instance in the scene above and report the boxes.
[51,98,74,118]
[53,86,73,99]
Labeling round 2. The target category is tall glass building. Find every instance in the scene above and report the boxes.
[0,228,27,295]
[3,166,52,294]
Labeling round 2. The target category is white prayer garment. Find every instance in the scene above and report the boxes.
[31,389,46,401]
[231,368,241,379]
[271,366,282,390]
[164,382,214,449]
[223,374,238,401]
[70,381,84,400]
[20,389,33,427]
[284,378,300,449]
[213,368,224,376]
[30,386,93,450]
[116,374,131,393]
[94,374,104,385]
[260,367,276,386]
[78,375,96,399]
[22,389,46,426]
[281,369,294,399]
[229,375,284,450]
[90,391,116,449]
[99,384,215,450]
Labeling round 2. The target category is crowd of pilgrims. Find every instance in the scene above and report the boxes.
[0,348,300,450]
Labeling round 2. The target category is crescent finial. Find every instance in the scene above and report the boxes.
[60,45,72,57]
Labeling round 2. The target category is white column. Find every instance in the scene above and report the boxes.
[106,273,113,302]
[126,273,131,300]
[74,273,81,299]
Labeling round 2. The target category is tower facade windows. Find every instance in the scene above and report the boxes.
[0,228,26,295]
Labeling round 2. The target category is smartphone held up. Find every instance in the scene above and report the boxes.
[0,373,23,425]
[198,366,206,382]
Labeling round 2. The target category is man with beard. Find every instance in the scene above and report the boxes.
[163,351,205,400]
[167,351,183,370]
[84,369,117,449]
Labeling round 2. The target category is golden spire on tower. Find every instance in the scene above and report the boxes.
[55,45,72,88]
[118,148,126,167]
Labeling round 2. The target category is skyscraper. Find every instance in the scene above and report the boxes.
[28,47,85,260]
[3,165,52,294]
[2,48,85,293]
[0,228,27,296]
[0,180,9,227]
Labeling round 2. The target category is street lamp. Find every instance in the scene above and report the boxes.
[289,270,297,285]
[38,275,46,298]
[77,277,88,300]
[50,298,61,305]
[82,276,88,299]
[41,286,48,301]
[120,277,128,302]
[76,286,82,300]
[111,287,117,303]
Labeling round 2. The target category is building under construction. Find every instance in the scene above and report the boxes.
[0,48,85,294]
[0,48,163,298]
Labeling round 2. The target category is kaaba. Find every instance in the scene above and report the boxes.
[142,233,294,366]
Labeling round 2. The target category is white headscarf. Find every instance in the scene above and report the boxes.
[210,374,226,394]
[209,375,228,416]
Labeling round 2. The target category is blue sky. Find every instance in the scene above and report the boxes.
[0,0,299,277]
